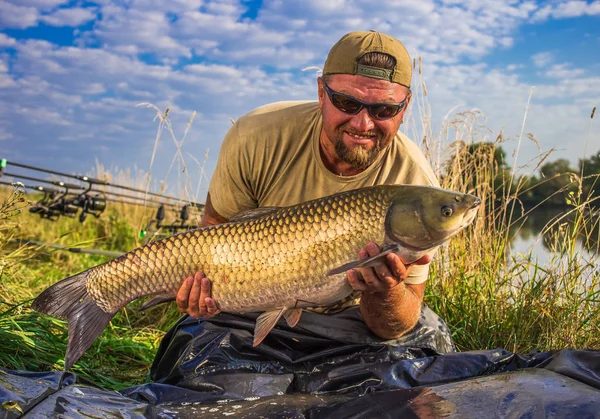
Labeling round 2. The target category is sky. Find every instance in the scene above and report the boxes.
[0,0,599,199]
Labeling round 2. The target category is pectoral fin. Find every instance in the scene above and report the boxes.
[253,307,287,346]
[327,243,401,276]
[284,308,302,328]
[139,294,176,311]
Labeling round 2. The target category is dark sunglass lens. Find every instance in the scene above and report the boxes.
[369,104,400,120]
[331,93,362,114]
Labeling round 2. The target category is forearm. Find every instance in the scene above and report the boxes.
[359,282,424,339]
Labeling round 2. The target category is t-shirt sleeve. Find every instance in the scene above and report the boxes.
[208,123,258,219]
[402,247,439,285]
[403,262,430,285]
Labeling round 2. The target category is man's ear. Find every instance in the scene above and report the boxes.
[403,88,412,109]
[317,77,325,110]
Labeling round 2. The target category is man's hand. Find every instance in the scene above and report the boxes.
[176,272,221,318]
[347,242,430,292]
[347,242,431,339]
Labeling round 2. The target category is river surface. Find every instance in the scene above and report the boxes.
[507,207,599,267]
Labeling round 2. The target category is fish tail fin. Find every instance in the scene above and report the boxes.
[32,272,115,370]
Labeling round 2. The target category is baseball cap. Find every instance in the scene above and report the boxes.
[323,30,412,88]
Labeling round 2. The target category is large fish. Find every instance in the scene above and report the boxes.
[33,185,480,370]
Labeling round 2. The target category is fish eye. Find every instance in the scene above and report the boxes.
[441,205,453,217]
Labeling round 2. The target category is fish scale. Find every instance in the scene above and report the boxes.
[32,184,480,370]
[85,187,386,314]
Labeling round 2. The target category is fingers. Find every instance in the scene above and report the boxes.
[176,275,195,313]
[187,272,204,317]
[176,272,221,318]
[205,296,220,316]
[347,242,431,292]
[349,243,395,292]
[347,268,369,291]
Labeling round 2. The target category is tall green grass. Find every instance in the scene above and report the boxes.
[408,66,600,353]
[0,182,185,388]
[0,89,598,391]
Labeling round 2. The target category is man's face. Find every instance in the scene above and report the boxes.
[318,74,411,170]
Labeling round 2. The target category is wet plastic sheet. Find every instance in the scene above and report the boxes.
[2,308,600,418]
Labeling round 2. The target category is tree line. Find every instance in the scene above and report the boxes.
[445,142,600,209]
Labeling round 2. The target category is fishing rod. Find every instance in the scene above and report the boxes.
[3,171,190,210]
[1,160,204,235]
[2,178,202,235]
[9,238,124,258]
[4,179,200,247]
[0,158,204,209]
[2,177,201,225]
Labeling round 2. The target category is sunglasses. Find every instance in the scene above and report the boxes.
[322,81,409,121]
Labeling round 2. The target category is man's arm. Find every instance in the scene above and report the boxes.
[348,242,430,339]
[200,193,229,227]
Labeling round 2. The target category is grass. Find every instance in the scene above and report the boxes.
[0,91,598,391]
[0,183,186,388]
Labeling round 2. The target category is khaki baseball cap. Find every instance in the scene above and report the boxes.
[323,30,412,88]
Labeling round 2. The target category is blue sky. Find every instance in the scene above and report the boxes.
[0,0,598,200]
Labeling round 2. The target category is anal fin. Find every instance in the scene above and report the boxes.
[284,308,302,328]
[253,307,287,347]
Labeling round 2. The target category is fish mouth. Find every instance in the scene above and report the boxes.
[469,198,482,210]
[462,199,481,225]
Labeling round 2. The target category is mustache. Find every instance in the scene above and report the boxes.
[340,125,379,137]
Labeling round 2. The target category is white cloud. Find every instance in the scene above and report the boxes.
[0,1,39,29]
[532,0,600,21]
[42,7,97,27]
[0,71,16,87]
[532,52,553,67]
[8,0,69,10]
[545,63,587,79]
[90,6,192,58]
[1,0,599,183]
[15,105,72,126]
[0,33,16,47]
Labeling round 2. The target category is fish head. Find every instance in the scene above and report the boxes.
[386,186,481,251]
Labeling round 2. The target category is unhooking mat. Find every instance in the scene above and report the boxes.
[2,306,600,418]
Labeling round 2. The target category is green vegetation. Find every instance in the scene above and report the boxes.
[426,142,600,353]
[0,98,597,390]
[0,184,185,388]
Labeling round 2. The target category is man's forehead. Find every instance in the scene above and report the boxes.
[324,74,408,98]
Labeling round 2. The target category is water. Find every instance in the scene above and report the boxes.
[507,207,599,267]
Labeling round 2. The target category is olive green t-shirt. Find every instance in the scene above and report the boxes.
[209,101,439,290]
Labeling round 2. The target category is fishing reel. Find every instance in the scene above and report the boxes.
[74,193,107,223]
[162,204,199,234]
[29,186,60,216]
[41,196,80,220]
[141,204,200,244]
[29,184,81,221]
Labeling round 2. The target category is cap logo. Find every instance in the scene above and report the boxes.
[356,64,393,81]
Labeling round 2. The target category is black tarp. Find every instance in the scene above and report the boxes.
[2,308,600,418]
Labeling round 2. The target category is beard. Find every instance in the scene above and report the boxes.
[332,127,392,171]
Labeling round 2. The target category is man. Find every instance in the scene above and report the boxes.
[173,30,452,350]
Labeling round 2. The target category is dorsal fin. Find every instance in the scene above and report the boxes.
[229,207,280,222]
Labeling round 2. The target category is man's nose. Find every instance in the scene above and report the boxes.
[349,108,375,132]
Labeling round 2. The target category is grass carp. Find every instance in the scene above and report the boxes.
[32,184,480,370]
